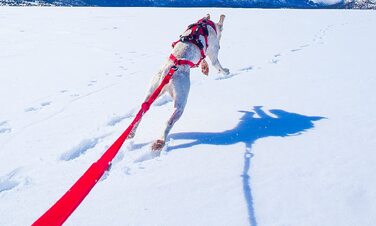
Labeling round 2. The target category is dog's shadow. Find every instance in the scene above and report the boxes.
[168,106,324,226]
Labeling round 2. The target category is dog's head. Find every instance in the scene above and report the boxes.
[206,14,226,42]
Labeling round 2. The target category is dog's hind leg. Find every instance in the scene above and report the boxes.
[128,71,166,139]
[151,101,187,151]
[152,72,190,151]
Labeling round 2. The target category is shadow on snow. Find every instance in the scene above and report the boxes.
[168,106,324,226]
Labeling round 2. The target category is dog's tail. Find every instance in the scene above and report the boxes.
[219,14,225,25]
[217,14,225,31]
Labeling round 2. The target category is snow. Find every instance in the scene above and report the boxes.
[1,7,376,226]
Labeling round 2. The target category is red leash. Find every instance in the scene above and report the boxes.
[32,66,178,226]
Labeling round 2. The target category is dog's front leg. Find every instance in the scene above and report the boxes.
[208,45,230,75]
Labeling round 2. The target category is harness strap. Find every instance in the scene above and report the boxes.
[171,17,217,69]
[169,54,206,68]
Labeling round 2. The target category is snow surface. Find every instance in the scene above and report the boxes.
[1,7,376,226]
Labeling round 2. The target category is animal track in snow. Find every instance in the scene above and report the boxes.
[153,94,173,107]
[119,66,127,71]
[107,109,136,127]
[133,151,160,163]
[0,169,27,193]
[132,140,170,164]
[87,80,97,87]
[126,142,150,152]
[24,107,38,112]
[270,59,279,64]
[215,72,240,80]
[213,65,253,81]
[0,177,19,193]
[269,53,281,64]
[0,121,11,134]
[290,48,302,52]
[312,25,333,44]
[40,101,51,107]
[60,135,107,161]
[98,141,152,180]
[24,101,52,112]
[240,66,253,72]
[109,141,144,168]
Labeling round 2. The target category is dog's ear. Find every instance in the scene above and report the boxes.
[206,13,211,20]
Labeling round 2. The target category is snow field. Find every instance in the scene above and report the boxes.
[0,7,376,226]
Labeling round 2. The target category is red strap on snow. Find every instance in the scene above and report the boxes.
[32,66,177,226]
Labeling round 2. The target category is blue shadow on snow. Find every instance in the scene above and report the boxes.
[168,106,324,226]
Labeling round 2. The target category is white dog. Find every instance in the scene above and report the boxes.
[130,14,230,151]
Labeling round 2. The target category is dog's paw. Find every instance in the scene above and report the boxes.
[151,139,165,151]
[200,59,209,76]
[127,130,136,139]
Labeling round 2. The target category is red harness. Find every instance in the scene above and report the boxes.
[170,18,217,68]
